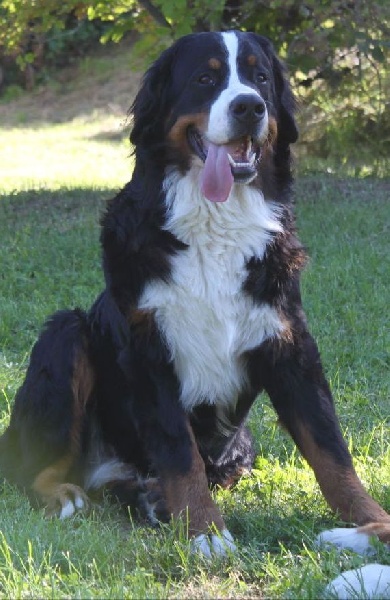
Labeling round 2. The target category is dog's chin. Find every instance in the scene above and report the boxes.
[186,127,262,184]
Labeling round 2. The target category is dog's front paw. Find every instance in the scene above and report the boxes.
[315,527,376,555]
[316,523,390,556]
[358,522,390,545]
[191,528,236,559]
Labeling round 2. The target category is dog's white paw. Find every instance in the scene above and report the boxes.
[315,527,376,556]
[59,499,76,519]
[45,484,89,519]
[325,564,390,599]
[191,529,236,559]
[59,493,86,519]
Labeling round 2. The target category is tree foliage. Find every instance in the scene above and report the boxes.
[0,0,389,159]
[1,0,388,80]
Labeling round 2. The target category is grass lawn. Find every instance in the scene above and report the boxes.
[0,51,389,598]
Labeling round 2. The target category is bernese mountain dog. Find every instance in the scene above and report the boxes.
[1,31,389,558]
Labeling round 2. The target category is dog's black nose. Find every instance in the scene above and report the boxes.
[230,94,266,124]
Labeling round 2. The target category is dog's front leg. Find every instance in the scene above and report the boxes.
[251,331,390,544]
[119,348,235,556]
[293,421,390,543]
[161,420,236,556]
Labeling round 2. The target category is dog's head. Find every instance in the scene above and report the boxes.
[131,31,297,202]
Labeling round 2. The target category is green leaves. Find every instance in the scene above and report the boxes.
[1,0,388,78]
[0,0,388,162]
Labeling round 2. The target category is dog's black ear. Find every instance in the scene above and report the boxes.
[130,43,178,148]
[249,34,298,145]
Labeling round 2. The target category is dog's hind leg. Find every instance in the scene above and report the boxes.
[0,309,94,518]
[32,457,90,519]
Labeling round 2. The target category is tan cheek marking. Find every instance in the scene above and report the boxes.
[161,421,225,537]
[267,116,278,146]
[208,57,221,70]
[297,424,390,527]
[259,117,278,170]
[167,113,207,153]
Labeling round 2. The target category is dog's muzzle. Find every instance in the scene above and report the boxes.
[187,127,264,203]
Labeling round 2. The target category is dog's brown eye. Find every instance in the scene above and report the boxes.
[198,73,214,85]
[256,72,268,84]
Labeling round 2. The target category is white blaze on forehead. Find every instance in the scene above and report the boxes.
[206,31,267,144]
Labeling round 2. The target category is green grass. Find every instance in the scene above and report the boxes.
[0,120,131,193]
[0,87,389,597]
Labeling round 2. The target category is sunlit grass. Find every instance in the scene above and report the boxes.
[0,117,132,192]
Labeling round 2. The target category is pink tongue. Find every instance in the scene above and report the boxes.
[200,142,234,203]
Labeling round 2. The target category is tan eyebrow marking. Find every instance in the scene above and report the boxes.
[247,54,257,66]
[208,57,221,70]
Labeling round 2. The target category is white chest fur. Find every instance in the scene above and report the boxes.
[139,168,285,411]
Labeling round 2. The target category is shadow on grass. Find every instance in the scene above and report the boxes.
[88,129,130,143]
[0,187,116,229]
